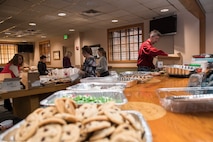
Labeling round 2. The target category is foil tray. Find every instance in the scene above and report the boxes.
[157,87,213,113]
[0,110,152,142]
[66,82,126,91]
[40,90,128,106]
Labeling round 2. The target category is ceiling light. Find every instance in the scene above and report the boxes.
[160,9,169,13]
[17,35,22,37]
[41,35,46,38]
[112,19,118,23]
[82,9,101,17]
[69,29,75,32]
[5,32,11,35]
[58,13,66,17]
[29,22,36,26]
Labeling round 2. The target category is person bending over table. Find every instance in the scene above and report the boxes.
[78,46,96,78]
[137,30,168,71]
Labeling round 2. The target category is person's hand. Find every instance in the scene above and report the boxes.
[78,70,85,76]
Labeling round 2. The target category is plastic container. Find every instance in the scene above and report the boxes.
[0,120,13,131]
[156,87,213,113]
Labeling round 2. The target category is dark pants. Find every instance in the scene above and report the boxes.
[4,99,13,111]
[138,66,152,72]
[100,71,110,77]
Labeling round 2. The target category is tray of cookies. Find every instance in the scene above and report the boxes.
[66,82,126,91]
[156,87,213,113]
[40,89,128,106]
[0,98,152,142]
[164,65,198,77]
[119,71,153,83]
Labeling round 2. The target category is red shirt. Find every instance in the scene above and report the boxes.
[137,39,168,69]
[1,63,20,78]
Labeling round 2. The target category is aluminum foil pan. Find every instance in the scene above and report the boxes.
[40,90,128,106]
[0,111,152,142]
[66,82,126,91]
[157,87,213,113]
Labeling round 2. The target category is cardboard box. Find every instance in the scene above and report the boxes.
[21,72,40,89]
[0,78,21,92]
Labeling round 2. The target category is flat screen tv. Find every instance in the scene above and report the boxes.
[18,44,34,53]
[150,15,177,35]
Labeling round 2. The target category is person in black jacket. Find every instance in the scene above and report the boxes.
[37,55,48,75]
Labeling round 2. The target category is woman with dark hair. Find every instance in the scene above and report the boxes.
[63,51,73,68]
[1,54,24,111]
[96,47,109,77]
[1,54,24,78]
[78,46,96,78]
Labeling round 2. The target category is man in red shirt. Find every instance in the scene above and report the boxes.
[137,30,168,71]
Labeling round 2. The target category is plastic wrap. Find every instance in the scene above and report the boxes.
[156,87,213,113]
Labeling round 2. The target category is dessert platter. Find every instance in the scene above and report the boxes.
[0,98,152,142]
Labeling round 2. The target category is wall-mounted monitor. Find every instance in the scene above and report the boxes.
[150,15,177,35]
[17,43,34,53]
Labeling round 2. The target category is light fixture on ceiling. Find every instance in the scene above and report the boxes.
[69,29,75,32]
[4,32,11,35]
[82,9,102,17]
[58,12,66,17]
[41,35,46,38]
[29,22,36,26]
[112,19,118,23]
[160,8,169,13]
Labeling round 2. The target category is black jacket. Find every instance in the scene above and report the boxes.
[37,61,48,75]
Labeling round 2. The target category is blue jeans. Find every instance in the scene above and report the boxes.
[138,66,152,72]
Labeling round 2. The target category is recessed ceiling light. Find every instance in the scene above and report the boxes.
[112,19,118,23]
[5,32,11,35]
[29,22,36,26]
[17,35,22,37]
[58,13,66,16]
[69,29,75,32]
[160,9,169,13]
[41,35,46,38]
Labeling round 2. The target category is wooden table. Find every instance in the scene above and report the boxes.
[122,75,213,142]
[0,83,74,119]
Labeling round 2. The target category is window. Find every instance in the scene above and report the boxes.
[108,23,144,63]
[0,44,18,64]
[39,40,51,64]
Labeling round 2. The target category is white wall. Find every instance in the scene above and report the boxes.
[206,13,213,54]
[33,37,74,68]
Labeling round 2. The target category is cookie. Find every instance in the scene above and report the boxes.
[39,117,66,127]
[89,126,115,141]
[61,124,80,142]
[111,123,134,137]
[120,111,142,130]
[110,131,140,142]
[54,113,79,123]
[55,98,66,113]
[104,109,124,124]
[64,98,76,115]
[37,106,58,121]
[15,120,39,141]
[84,121,111,133]
[82,115,109,124]
[90,138,110,142]
[27,124,62,142]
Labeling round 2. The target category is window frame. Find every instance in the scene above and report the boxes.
[0,43,18,65]
[107,23,144,63]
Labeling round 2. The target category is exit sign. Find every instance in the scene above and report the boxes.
[64,34,68,39]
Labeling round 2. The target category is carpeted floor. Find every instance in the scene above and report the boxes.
[0,103,23,131]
